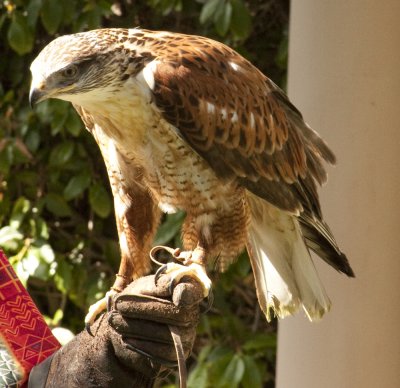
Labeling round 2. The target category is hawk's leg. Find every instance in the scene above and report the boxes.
[154,245,212,298]
[84,274,130,326]
[84,162,160,327]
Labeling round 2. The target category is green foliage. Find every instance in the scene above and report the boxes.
[7,12,34,54]
[0,0,288,385]
[199,0,250,39]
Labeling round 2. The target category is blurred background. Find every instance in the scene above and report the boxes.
[0,1,289,387]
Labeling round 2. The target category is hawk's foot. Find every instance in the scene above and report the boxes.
[150,245,212,300]
[85,289,117,329]
[85,273,131,332]
[155,262,212,298]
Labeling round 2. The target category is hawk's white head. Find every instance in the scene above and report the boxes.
[29,29,154,107]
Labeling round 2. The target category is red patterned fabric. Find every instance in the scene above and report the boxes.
[0,250,61,387]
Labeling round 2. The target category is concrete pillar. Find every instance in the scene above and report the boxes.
[276,1,400,387]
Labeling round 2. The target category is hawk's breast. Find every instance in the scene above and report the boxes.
[90,93,236,216]
[142,118,236,215]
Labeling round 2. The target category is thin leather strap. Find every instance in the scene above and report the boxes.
[169,324,187,388]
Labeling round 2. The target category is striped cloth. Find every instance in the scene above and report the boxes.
[0,250,60,387]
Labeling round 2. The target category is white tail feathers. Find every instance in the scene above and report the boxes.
[246,193,331,321]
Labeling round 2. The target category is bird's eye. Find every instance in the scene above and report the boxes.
[61,65,78,78]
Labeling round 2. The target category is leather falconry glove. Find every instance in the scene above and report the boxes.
[28,274,203,388]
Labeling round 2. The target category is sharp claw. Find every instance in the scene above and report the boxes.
[155,264,168,285]
[107,293,113,312]
[85,322,94,337]
[201,288,214,314]
[168,276,177,295]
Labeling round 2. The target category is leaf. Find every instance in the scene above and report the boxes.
[216,353,245,388]
[68,265,88,307]
[52,308,64,325]
[153,0,177,15]
[24,246,50,280]
[41,0,63,34]
[188,345,212,388]
[7,13,34,55]
[208,351,235,386]
[39,243,55,263]
[242,333,277,352]
[154,211,185,245]
[9,197,31,229]
[63,171,91,201]
[207,345,232,362]
[89,183,111,218]
[25,129,41,152]
[197,344,212,363]
[49,141,75,166]
[61,1,77,25]
[54,259,73,294]
[215,1,232,36]
[84,7,103,30]
[188,364,208,388]
[27,0,43,28]
[15,260,30,286]
[200,0,220,24]
[45,193,72,217]
[0,226,23,249]
[35,217,50,240]
[86,272,109,305]
[241,355,263,388]
[230,0,252,39]
[35,99,68,125]
[65,109,83,136]
[51,114,68,136]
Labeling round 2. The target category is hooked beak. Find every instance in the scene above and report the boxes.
[29,75,51,108]
[29,87,46,108]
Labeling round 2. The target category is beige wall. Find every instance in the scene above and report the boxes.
[277,1,400,387]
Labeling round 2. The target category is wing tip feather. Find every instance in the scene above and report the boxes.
[338,252,355,277]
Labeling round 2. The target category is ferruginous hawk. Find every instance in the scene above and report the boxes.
[30,28,354,324]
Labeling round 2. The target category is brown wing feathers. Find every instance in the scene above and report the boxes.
[149,33,352,276]
[151,48,315,212]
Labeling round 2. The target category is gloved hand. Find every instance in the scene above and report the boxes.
[29,275,203,388]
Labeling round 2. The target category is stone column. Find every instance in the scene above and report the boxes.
[276,1,400,387]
